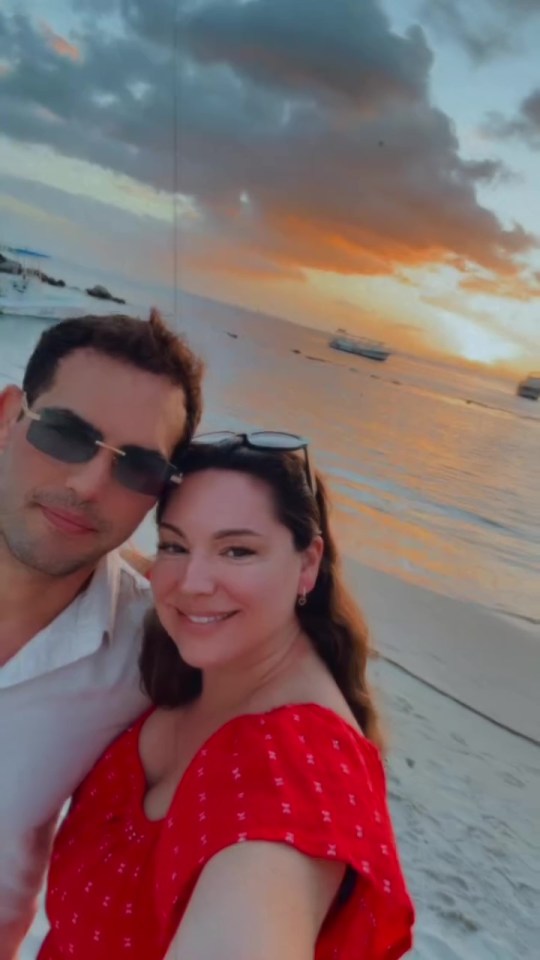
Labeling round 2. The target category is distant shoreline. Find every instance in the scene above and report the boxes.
[0,247,127,306]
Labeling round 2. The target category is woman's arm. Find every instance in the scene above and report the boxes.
[164,841,345,960]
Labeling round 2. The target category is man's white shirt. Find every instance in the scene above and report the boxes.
[0,551,151,953]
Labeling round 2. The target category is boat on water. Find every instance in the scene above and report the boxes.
[517,372,540,400]
[329,332,391,362]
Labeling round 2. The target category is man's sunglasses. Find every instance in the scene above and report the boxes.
[20,394,181,497]
[190,430,315,493]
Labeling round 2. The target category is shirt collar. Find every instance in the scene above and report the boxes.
[0,551,126,688]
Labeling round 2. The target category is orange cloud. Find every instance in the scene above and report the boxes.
[260,210,424,276]
[178,207,463,286]
[40,22,81,63]
[173,180,537,294]
[460,273,540,301]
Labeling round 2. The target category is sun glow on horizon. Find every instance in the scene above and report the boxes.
[431,312,524,366]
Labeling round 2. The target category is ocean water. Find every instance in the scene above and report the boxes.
[1,257,539,627]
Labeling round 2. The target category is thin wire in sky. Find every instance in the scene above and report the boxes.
[172,0,180,325]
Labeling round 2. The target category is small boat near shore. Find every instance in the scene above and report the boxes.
[516,372,540,400]
[329,332,391,362]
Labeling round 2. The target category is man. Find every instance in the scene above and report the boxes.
[0,309,203,958]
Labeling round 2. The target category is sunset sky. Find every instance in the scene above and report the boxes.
[1,0,539,370]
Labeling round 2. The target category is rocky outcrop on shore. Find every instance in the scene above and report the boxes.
[85,284,126,305]
[36,270,66,287]
[1,253,125,303]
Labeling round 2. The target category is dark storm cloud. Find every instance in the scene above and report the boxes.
[0,10,180,189]
[0,0,536,282]
[179,0,431,109]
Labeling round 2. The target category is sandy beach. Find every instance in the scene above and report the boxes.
[22,559,540,960]
[351,562,540,960]
[347,558,540,745]
[372,655,538,960]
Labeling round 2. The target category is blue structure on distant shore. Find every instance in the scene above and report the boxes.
[7,247,49,259]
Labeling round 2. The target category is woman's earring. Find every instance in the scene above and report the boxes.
[297,588,307,607]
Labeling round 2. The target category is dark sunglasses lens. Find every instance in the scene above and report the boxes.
[249,431,305,450]
[27,417,95,464]
[26,412,172,496]
[115,449,171,496]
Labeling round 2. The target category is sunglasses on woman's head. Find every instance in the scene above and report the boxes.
[190,430,315,494]
[20,394,181,497]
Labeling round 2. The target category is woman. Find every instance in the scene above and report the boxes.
[39,431,414,959]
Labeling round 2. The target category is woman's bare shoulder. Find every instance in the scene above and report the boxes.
[254,655,363,736]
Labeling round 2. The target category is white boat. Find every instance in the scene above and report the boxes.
[329,333,391,362]
[517,372,540,400]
